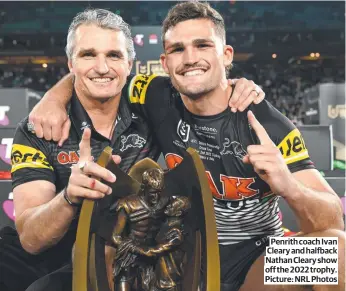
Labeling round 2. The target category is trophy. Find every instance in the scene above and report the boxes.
[73,147,220,291]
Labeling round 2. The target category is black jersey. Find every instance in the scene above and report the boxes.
[128,74,315,246]
[10,88,160,253]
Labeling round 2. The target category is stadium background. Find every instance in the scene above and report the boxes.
[0,1,345,233]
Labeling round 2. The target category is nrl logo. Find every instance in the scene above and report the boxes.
[177,119,190,142]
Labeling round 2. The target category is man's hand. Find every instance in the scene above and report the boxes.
[242,111,293,197]
[228,78,265,112]
[29,98,70,147]
[28,73,74,146]
[65,128,121,204]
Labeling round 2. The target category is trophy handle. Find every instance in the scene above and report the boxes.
[187,148,220,291]
[73,146,113,291]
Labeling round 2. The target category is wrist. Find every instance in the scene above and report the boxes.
[279,174,301,200]
[62,188,82,207]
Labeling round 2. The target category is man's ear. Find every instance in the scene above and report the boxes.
[223,45,234,68]
[68,59,73,73]
[160,53,169,75]
[127,60,134,76]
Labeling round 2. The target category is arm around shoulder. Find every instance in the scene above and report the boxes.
[28,73,74,143]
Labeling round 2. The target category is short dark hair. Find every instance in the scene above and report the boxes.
[162,1,226,46]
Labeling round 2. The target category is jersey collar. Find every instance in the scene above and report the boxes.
[68,90,132,144]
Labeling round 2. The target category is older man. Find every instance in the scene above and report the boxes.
[1,8,160,291]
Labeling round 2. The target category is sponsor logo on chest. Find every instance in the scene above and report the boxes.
[57,150,80,165]
[165,153,271,203]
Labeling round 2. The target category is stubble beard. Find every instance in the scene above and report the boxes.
[173,79,214,101]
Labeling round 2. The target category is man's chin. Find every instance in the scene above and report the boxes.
[175,82,211,100]
[89,90,119,100]
[180,88,207,101]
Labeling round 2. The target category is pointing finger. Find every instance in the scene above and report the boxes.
[247,110,273,145]
[79,128,92,160]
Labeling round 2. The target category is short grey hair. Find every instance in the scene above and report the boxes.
[65,8,136,61]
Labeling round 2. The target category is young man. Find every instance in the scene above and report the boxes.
[27,2,345,291]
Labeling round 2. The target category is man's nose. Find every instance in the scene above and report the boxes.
[94,55,109,74]
[182,47,199,65]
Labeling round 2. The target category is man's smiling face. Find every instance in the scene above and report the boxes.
[68,24,132,102]
[161,18,233,100]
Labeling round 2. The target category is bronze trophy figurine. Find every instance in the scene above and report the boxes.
[111,168,170,290]
[73,147,220,291]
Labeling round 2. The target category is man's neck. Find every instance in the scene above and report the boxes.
[77,91,121,139]
[180,80,232,116]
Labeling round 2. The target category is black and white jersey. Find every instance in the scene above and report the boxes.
[128,74,315,245]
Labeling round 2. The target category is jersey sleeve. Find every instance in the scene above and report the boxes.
[11,119,56,189]
[127,74,173,132]
[250,100,315,173]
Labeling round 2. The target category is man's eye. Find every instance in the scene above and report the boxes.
[83,52,94,58]
[171,47,184,53]
[198,44,210,48]
[109,53,121,59]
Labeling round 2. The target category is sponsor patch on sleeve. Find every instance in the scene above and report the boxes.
[277,129,310,164]
[128,74,157,104]
[11,144,53,173]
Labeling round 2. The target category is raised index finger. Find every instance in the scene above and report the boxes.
[79,128,92,160]
[247,110,273,145]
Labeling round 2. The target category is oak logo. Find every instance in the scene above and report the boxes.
[207,172,259,200]
[277,129,309,164]
[165,153,183,169]
[165,153,259,200]
[129,74,157,104]
[11,144,52,172]
[57,151,80,165]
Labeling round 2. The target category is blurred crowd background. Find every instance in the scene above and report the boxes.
[0,1,344,126]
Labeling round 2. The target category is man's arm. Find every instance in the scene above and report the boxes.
[244,110,344,233]
[29,74,265,145]
[289,169,344,233]
[12,128,117,254]
[14,181,77,254]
